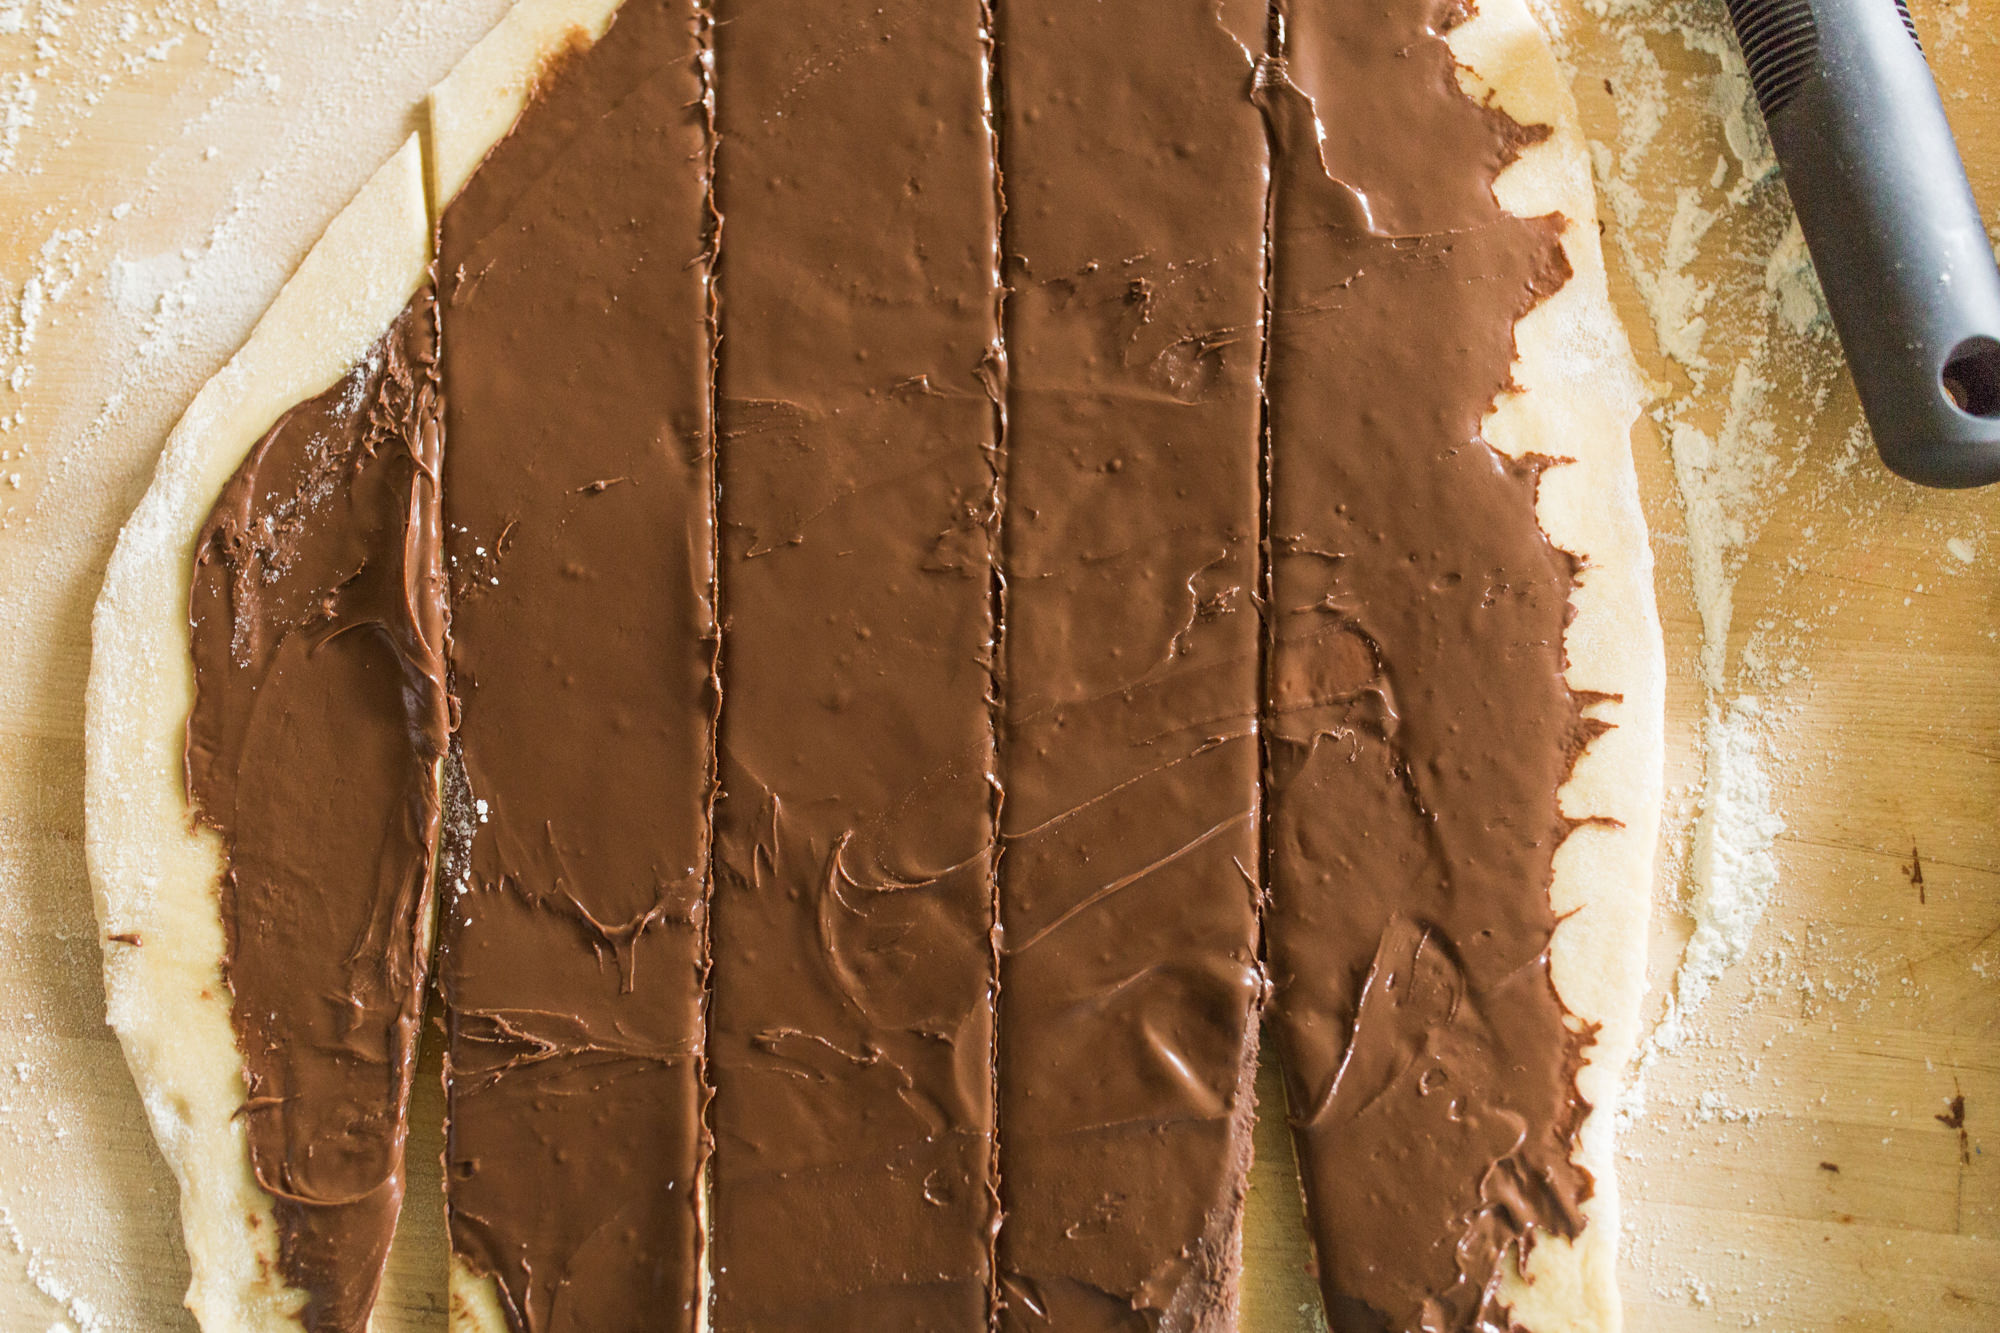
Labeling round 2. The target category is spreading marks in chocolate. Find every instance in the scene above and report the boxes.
[186,4,1610,1330]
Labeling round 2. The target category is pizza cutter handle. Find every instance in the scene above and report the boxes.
[1730,0,2000,488]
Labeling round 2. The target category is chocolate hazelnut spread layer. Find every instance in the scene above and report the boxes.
[705,1,1004,1326]
[990,2,1268,1327]
[185,292,447,1333]
[1259,2,1593,1329]
[432,2,716,1328]
[177,1,1611,1327]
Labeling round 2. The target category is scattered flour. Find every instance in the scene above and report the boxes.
[1,69,33,171]
[1762,217,1828,339]
[1570,0,1823,1116]
[1555,5,1999,1326]
[1647,698,1785,1058]
[1934,0,1973,54]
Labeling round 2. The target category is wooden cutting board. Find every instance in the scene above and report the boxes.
[0,2,1992,1329]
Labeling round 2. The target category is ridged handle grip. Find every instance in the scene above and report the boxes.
[1727,0,2000,488]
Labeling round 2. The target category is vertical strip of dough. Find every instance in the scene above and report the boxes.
[430,2,716,1329]
[85,137,432,1333]
[1453,0,1662,1326]
[1257,0,1659,1329]
[990,2,1268,1328]
[426,6,626,1328]
[706,1,1003,1326]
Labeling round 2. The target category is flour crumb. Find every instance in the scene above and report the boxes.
[1,70,37,173]
[1763,217,1827,337]
[1655,699,1785,1054]
[1947,536,1976,564]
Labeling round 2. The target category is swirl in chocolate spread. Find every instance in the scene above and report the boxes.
[1259,1,1596,1329]
[990,1,1270,1327]
[186,293,447,1333]
[431,2,717,1330]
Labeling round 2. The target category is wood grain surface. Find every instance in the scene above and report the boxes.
[0,2,1993,1329]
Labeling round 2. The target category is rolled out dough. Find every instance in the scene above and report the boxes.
[83,0,1659,1327]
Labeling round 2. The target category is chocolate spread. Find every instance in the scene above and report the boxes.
[1258,2,1593,1329]
[991,1,1269,1327]
[185,1,1605,1329]
[432,2,716,1328]
[703,2,1004,1326]
[186,293,447,1333]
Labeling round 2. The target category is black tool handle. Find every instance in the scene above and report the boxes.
[1729,0,2000,487]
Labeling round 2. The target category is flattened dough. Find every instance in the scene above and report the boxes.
[86,0,1657,1326]
[84,136,432,1332]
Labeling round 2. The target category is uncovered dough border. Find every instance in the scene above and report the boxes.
[1453,0,1665,1326]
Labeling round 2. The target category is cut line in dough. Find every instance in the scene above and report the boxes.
[84,135,432,1333]
[427,0,627,216]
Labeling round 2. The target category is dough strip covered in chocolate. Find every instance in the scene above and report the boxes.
[706,0,1003,1326]
[186,294,447,1333]
[433,2,717,1328]
[1259,1,1592,1329]
[991,1,1268,1326]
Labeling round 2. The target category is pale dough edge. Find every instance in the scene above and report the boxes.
[424,2,631,1328]
[82,136,432,1333]
[427,0,626,212]
[1454,1,1664,1330]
